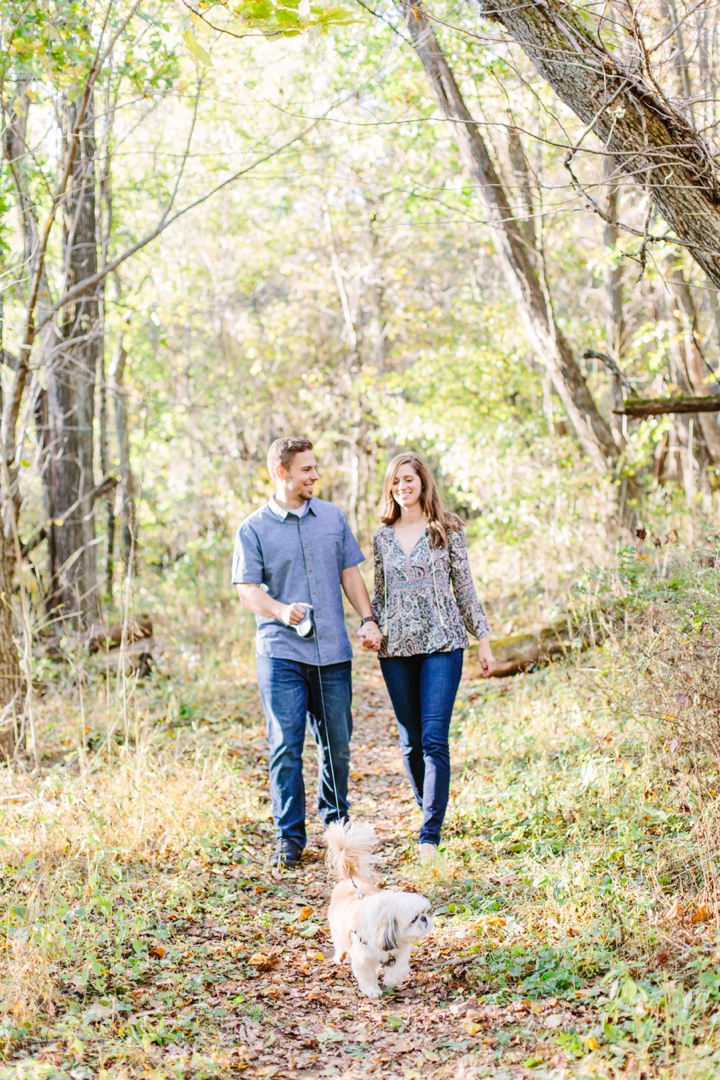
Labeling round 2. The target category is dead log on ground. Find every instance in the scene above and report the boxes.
[485,619,603,678]
[87,615,153,654]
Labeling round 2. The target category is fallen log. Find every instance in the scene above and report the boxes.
[481,617,605,678]
[87,616,153,654]
[615,395,720,418]
[487,625,572,678]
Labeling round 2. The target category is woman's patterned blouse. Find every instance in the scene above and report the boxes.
[371,523,490,658]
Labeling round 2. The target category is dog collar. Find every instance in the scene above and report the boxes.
[350,929,396,966]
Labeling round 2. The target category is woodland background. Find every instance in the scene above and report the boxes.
[4,0,720,1077]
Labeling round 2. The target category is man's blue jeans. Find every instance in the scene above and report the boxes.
[256,656,353,850]
[379,649,463,845]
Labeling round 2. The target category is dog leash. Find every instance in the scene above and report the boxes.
[350,874,365,899]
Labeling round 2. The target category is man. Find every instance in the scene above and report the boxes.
[233,437,382,867]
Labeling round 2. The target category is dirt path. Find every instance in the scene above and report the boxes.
[169,655,560,1080]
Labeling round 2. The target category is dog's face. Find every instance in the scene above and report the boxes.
[402,894,434,945]
[363,892,434,954]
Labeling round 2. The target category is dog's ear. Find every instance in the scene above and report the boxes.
[381,912,398,953]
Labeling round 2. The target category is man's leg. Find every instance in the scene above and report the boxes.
[256,656,309,852]
[379,655,425,807]
[306,661,353,826]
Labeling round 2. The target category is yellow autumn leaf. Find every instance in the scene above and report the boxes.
[298,906,314,920]
[183,29,212,67]
[586,1035,600,1050]
[691,905,713,924]
[462,1020,482,1037]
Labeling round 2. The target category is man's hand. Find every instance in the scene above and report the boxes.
[478,637,496,677]
[236,585,308,627]
[358,621,382,652]
[280,602,308,627]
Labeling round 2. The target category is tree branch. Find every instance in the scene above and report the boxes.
[35,118,321,332]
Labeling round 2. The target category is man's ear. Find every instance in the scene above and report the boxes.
[275,463,287,482]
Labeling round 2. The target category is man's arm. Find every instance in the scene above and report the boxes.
[236,584,306,627]
[341,566,382,651]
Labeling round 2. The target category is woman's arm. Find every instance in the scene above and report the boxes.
[448,528,490,641]
[448,530,495,676]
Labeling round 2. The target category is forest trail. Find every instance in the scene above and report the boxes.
[163,654,579,1080]
[8,621,715,1080]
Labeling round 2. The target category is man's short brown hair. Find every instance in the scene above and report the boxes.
[267,437,314,478]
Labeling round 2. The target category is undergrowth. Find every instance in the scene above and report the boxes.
[3,549,720,1076]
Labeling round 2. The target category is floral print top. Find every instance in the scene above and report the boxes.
[371,524,490,658]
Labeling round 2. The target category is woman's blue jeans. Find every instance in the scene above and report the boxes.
[379,649,463,845]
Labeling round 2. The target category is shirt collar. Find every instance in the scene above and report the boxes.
[268,496,313,520]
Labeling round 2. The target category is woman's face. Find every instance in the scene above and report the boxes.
[391,464,423,510]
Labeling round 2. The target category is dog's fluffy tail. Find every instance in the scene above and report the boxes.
[325,821,378,884]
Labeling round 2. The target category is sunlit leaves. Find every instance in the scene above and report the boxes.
[197,0,359,38]
[183,27,213,66]
[1,1,181,96]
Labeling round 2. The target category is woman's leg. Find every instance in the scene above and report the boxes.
[418,649,463,845]
[379,655,424,806]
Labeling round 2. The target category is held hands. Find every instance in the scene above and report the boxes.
[478,637,496,678]
[358,620,382,652]
[280,602,308,627]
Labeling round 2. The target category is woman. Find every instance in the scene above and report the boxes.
[370,453,495,860]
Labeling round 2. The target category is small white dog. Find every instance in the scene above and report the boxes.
[324,821,433,999]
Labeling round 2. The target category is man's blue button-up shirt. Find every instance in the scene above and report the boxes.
[231,497,364,665]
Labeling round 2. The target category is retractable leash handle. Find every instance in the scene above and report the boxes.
[296,605,315,638]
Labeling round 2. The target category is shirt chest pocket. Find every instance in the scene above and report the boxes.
[321,527,345,567]
[298,523,343,572]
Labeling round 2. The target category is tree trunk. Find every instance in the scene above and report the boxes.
[506,124,537,254]
[0,88,39,757]
[603,155,627,448]
[404,5,621,477]
[0,529,21,760]
[109,344,136,575]
[38,92,101,625]
[471,0,720,288]
[99,346,115,602]
[665,259,720,463]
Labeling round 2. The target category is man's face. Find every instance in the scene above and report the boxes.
[278,450,319,501]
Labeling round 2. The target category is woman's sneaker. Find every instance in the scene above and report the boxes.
[419,842,438,862]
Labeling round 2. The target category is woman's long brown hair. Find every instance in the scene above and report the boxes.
[379,453,462,549]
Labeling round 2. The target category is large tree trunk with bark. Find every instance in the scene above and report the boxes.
[109,344,136,576]
[0,529,21,760]
[466,0,720,289]
[37,93,101,625]
[405,4,625,481]
[1,88,39,756]
[603,155,627,449]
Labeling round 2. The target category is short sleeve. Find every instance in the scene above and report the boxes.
[231,522,264,585]
[341,513,365,569]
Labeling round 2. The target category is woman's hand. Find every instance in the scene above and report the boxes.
[478,637,496,678]
[358,621,383,652]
